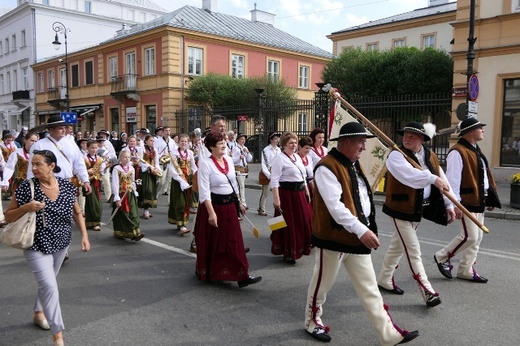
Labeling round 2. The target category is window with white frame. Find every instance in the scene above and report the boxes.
[514,0,520,12]
[85,1,91,13]
[267,60,280,81]
[231,54,245,79]
[423,34,435,48]
[299,65,310,89]
[5,38,9,54]
[21,30,26,47]
[366,42,378,52]
[11,34,16,51]
[393,38,405,48]
[22,67,28,90]
[0,74,3,94]
[188,47,203,76]
[48,70,55,88]
[298,113,308,133]
[13,69,17,91]
[37,72,43,92]
[144,47,155,76]
[6,72,11,92]
[109,56,117,81]
[125,52,136,89]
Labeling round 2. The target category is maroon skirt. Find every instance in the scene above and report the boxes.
[194,200,249,282]
[270,188,312,260]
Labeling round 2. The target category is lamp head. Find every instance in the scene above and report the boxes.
[52,34,61,50]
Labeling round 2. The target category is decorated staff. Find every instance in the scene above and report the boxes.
[325,85,490,234]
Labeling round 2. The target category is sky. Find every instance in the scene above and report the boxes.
[0,0,454,53]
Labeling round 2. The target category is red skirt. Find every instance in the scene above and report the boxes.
[194,201,249,282]
[270,188,312,259]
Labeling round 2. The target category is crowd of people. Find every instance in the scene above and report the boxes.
[0,115,500,345]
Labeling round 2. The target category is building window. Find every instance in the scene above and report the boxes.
[144,47,155,76]
[0,74,3,94]
[299,65,310,89]
[6,72,11,92]
[85,1,91,13]
[298,113,308,133]
[13,69,17,91]
[43,0,49,4]
[422,34,436,49]
[500,78,520,166]
[5,38,9,54]
[23,67,28,90]
[145,105,157,131]
[231,54,245,79]
[37,72,43,92]
[126,52,136,89]
[85,61,93,85]
[393,38,406,48]
[0,41,2,55]
[366,42,378,52]
[21,30,26,47]
[111,108,120,134]
[11,34,16,51]
[71,64,79,87]
[109,56,117,81]
[188,47,203,76]
[514,0,520,12]
[267,60,280,82]
[47,70,54,88]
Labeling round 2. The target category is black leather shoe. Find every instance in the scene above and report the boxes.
[283,257,296,265]
[244,247,250,253]
[396,330,419,345]
[458,275,488,283]
[425,292,441,307]
[238,275,262,288]
[378,284,404,295]
[306,327,331,342]
[434,255,452,279]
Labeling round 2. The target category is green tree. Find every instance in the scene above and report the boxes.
[322,47,453,98]
[185,74,297,109]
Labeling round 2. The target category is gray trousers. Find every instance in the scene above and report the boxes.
[24,247,68,335]
[258,184,270,213]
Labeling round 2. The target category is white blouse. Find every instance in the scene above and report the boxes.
[197,155,239,203]
[270,151,307,189]
[168,148,198,184]
[309,145,328,166]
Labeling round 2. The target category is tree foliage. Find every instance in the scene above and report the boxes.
[322,47,453,98]
[185,74,297,109]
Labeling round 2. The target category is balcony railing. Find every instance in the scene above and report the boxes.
[110,74,139,93]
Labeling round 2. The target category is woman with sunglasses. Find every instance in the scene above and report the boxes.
[5,150,90,346]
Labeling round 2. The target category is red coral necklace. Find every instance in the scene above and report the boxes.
[210,155,229,174]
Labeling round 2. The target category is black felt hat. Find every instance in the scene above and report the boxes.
[459,117,486,136]
[330,122,375,141]
[397,121,431,142]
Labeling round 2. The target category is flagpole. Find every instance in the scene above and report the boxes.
[332,92,489,234]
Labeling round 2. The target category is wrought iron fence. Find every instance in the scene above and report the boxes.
[174,92,452,163]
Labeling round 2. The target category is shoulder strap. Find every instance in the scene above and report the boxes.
[29,178,35,200]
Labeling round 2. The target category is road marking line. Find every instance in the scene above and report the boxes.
[140,238,196,258]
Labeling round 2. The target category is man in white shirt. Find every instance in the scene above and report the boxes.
[232,134,252,209]
[257,132,281,216]
[155,126,177,196]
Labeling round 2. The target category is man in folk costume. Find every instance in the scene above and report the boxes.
[97,130,117,202]
[168,133,197,235]
[232,133,252,209]
[84,140,106,231]
[377,122,455,307]
[305,122,419,345]
[28,115,91,194]
[257,132,281,216]
[434,117,501,283]
[155,126,177,197]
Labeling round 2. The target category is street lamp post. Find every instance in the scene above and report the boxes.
[52,21,70,112]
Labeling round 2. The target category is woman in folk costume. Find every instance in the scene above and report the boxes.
[168,134,197,235]
[138,134,161,219]
[297,136,315,197]
[194,130,262,288]
[308,128,328,167]
[111,150,144,241]
[84,140,105,231]
[123,135,142,205]
[1,132,39,194]
[270,132,312,265]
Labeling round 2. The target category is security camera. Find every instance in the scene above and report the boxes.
[58,58,64,63]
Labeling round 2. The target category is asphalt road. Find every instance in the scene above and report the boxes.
[1,189,520,346]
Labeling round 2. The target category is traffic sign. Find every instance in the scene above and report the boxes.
[468,101,478,113]
[237,115,249,121]
[61,112,78,124]
[468,74,479,101]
